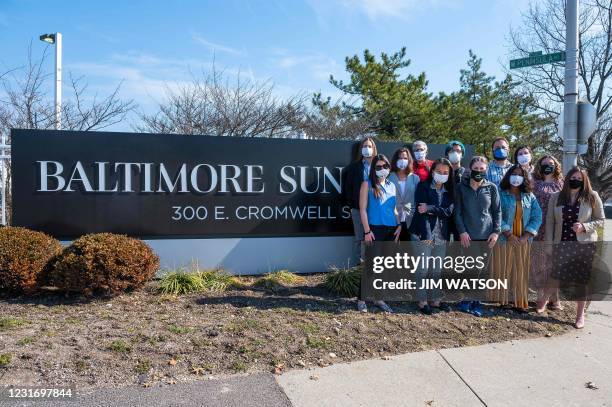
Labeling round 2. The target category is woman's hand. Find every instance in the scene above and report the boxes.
[364,231,375,244]
[572,222,585,234]
[519,234,530,244]
[393,225,402,242]
[507,234,519,245]
[487,232,499,248]
[418,203,428,214]
[460,232,471,248]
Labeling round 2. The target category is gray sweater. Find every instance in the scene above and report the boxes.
[454,178,501,240]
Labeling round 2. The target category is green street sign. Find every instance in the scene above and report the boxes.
[510,51,566,69]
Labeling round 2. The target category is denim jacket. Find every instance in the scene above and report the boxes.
[409,180,454,241]
[499,189,542,240]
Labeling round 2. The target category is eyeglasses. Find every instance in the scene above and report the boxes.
[375,164,390,170]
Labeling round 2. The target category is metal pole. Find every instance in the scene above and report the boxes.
[0,133,6,226]
[563,0,579,171]
[55,32,62,130]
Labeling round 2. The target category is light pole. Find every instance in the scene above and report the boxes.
[39,32,62,130]
[563,0,579,171]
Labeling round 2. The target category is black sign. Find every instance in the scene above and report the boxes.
[11,129,467,239]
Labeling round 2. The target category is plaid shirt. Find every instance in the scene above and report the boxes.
[486,161,512,187]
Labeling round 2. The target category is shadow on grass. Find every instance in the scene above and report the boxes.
[196,283,575,327]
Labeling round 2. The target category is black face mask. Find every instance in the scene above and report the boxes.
[470,170,485,182]
[541,164,555,175]
[568,179,583,189]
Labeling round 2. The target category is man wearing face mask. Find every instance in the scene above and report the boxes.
[486,137,512,187]
[343,137,378,264]
[445,140,469,184]
[412,140,433,182]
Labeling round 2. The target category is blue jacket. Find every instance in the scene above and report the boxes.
[499,189,542,240]
[409,180,454,241]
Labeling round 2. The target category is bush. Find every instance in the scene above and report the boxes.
[158,271,204,295]
[47,233,159,295]
[0,227,62,293]
[324,265,361,298]
[253,270,306,290]
[198,269,242,292]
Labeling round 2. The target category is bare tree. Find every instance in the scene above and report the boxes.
[0,42,136,224]
[508,0,612,200]
[291,93,378,140]
[136,68,307,138]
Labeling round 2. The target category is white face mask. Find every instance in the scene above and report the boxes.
[376,168,390,179]
[433,173,449,184]
[517,153,531,166]
[414,150,426,161]
[396,159,409,170]
[510,175,524,187]
[362,146,373,158]
[448,151,462,164]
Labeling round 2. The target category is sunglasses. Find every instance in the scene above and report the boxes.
[375,164,390,170]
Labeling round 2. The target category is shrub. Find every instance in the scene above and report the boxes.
[157,268,241,295]
[0,227,62,293]
[48,233,159,295]
[158,271,204,295]
[198,269,242,292]
[324,265,361,298]
[253,270,305,290]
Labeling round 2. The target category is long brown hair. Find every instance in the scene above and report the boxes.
[369,154,391,199]
[556,166,596,207]
[499,164,533,193]
[391,147,413,174]
[356,137,378,161]
[427,158,455,197]
[533,154,562,181]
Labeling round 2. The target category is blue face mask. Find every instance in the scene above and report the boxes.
[493,147,508,160]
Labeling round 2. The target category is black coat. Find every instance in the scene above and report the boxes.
[409,181,454,241]
[343,160,367,209]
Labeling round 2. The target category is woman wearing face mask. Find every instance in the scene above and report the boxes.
[358,154,401,313]
[410,158,455,314]
[454,156,501,316]
[344,137,377,264]
[445,140,468,183]
[513,146,534,179]
[492,165,542,312]
[544,167,604,328]
[486,137,512,188]
[412,140,433,182]
[532,155,564,312]
[388,147,420,240]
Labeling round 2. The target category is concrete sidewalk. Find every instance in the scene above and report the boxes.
[278,302,612,407]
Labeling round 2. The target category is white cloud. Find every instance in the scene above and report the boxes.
[192,33,245,56]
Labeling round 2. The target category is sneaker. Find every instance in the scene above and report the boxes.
[458,300,471,313]
[375,300,393,313]
[470,301,484,317]
[418,304,432,315]
[438,302,451,312]
[357,300,368,313]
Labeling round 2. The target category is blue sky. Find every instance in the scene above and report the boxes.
[0,0,532,130]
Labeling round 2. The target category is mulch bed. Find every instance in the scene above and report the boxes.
[0,275,575,390]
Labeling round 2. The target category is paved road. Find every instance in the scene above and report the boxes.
[0,373,291,407]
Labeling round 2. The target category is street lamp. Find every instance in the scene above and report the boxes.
[39,32,62,130]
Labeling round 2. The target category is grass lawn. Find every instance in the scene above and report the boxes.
[0,274,575,390]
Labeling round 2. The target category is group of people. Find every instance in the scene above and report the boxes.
[344,137,606,329]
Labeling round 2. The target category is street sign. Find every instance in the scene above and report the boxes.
[510,51,566,69]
